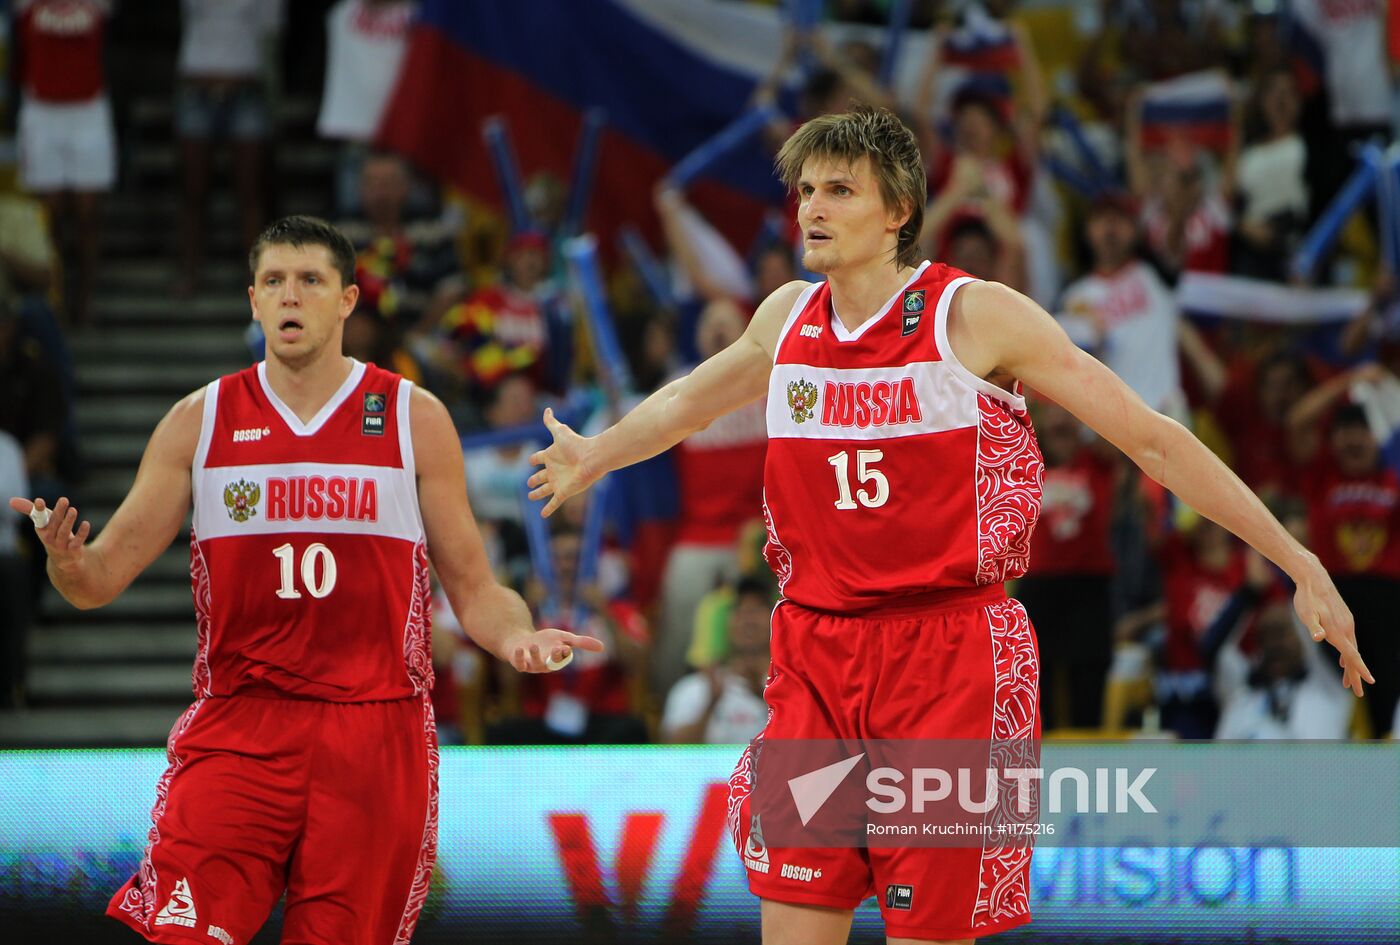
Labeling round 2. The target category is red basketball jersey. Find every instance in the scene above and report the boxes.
[762,263,1043,611]
[190,360,431,701]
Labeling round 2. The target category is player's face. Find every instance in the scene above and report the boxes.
[250,244,359,369]
[796,156,908,275]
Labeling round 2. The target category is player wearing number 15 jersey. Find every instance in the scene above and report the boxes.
[528,107,1371,944]
[10,216,599,945]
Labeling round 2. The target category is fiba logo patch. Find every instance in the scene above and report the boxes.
[885,884,914,911]
[154,877,198,928]
[223,479,261,522]
[786,379,818,424]
[901,289,924,336]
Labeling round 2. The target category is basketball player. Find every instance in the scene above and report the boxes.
[9,215,598,945]
[527,107,1373,944]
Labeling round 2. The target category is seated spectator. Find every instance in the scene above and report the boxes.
[661,577,773,745]
[174,0,284,297]
[339,152,461,332]
[488,519,649,744]
[0,430,30,708]
[462,372,541,584]
[437,232,555,407]
[1231,68,1309,281]
[1214,595,1352,740]
[654,300,767,697]
[1058,192,1225,421]
[1018,400,1120,730]
[15,0,112,326]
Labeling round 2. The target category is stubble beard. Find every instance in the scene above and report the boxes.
[802,246,839,274]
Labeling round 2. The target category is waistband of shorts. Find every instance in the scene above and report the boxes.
[789,583,1007,620]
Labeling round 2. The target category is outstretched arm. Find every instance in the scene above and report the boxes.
[411,386,602,672]
[947,281,1373,696]
[9,390,202,609]
[527,280,808,516]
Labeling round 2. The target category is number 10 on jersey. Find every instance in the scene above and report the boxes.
[273,542,338,599]
[828,449,889,509]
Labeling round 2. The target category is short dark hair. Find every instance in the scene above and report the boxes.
[733,576,776,607]
[775,104,926,269]
[1332,403,1370,431]
[249,215,357,288]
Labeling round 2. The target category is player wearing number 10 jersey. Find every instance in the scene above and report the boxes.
[528,106,1371,945]
[10,216,599,945]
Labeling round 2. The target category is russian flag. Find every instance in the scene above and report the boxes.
[941,13,1020,74]
[378,0,788,250]
[1139,71,1234,152]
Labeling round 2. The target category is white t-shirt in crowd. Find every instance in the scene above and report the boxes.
[463,442,539,525]
[1213,616,1353,739]
[317,0,417,141]
[1236,135,1308,224]
[0,432,29,556]
[178,0,285,79]
[661,669,767,745]
[1290,0,1391,128]
[1057,261,1183,415]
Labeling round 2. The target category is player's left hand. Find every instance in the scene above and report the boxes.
[506,628,605,674]
[1294,565,1374,698]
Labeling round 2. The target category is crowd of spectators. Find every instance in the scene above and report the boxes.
[1,0,1398,745]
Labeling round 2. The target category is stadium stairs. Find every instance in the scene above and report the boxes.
[0,91,334,747]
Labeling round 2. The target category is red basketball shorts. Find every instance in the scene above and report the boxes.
[107,694,438,945]
[727,585,1040,941]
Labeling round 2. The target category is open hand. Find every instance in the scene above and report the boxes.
[1293,567,1375,698]
[527,408,600,518]
[505,627,606,673]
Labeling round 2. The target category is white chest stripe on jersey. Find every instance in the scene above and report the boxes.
[192,461,422,542]
[767,360,983,441]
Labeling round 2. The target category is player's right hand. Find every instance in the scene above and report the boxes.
[527,408,600,518]
[7,496,91,566]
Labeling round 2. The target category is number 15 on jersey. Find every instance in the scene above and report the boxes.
[828,449,889,509]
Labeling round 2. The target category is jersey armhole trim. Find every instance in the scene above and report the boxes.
[192,379,220,472]
[773,282,824,358]
[397,379,425,534]
[932,276,1027,412]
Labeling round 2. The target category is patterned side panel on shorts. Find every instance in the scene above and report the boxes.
[393,693,441,945]
[189,530,213,698]
[401,540,433,695]
[761,493,793,593]
[116,699,205,929]
[974,394,1043,584]
[971,599,1038,930]
[727,742,756,855]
